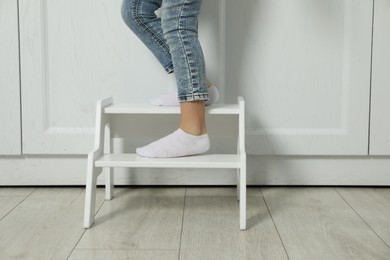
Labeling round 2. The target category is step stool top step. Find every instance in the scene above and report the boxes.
[103,103,240,114]
[95,153,243,168]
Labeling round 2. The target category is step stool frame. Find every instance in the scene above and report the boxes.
[84,96,247,230]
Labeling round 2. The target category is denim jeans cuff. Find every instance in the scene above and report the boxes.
[178,92,209,102]
[165,63,174,74]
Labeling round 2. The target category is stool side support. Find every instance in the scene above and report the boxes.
[238,96,247,231]
[105,121,114,200]
[84,96,113,228]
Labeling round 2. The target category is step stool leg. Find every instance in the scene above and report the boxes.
[237,96,246,230]
[236,126,240,202]
[105,123,114,200]
[84,153,100,228]
[236,169,240,202]
[105,168,114,200]
[240,163,246,230]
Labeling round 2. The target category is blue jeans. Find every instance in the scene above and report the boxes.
[121,0,209,102]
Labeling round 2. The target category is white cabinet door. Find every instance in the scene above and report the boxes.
[20,0,373,156]
[0,0,21,155]
[226,0,373,155]
[369,0,390,155]
[19,0,222,154]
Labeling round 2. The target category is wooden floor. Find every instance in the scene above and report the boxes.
[0,186,389,259]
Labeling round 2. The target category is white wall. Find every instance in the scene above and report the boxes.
[1,0,389,185]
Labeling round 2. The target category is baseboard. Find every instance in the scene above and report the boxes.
[0,155,389,186]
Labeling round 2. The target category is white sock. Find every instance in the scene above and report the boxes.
[136,128,210,158]
[149,84,220,106]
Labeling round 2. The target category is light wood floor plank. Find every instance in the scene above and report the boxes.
[262,187,390,260]
[180,196,288,260]
[186,186,262,197]
[69,249,178,260]
[335,187,390,247]
[0,187,37,196]
[0,187,105,259]
[0,196,28,219]
[76,187,185,250]
[0,187,37,219]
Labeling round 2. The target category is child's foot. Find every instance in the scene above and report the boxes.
[136,128,210,158]
[149,84,220,106]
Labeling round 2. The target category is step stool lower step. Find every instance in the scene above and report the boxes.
[95,153,242,168]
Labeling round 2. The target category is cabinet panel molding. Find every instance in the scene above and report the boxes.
[19,0,221,154]
[369,0,390,155]
[0,0,21,155]
[226,0,373,155]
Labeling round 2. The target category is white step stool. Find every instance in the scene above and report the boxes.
[83,96,247,230]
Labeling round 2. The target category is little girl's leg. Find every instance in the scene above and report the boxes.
[161,0,208,103]
[121,0,219,106]
[121,0,174,74]
[136,0,212,158]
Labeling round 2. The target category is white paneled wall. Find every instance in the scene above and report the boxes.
[1,0,389,185]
